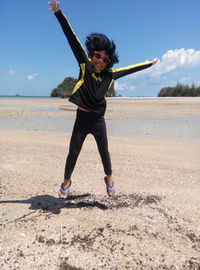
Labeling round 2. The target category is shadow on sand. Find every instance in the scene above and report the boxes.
[0,193,109,215]
[0,192,162,219]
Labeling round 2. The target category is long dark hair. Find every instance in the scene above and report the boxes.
[85,33,119,68]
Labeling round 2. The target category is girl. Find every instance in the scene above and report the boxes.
[48,0,158,198]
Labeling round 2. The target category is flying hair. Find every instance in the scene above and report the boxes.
[85,33,119,68]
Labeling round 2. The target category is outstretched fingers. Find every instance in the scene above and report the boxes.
[48,0,60,12]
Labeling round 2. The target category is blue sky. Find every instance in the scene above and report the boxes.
[1,0,200,97]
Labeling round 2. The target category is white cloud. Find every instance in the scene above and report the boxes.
[27,73,39,80]
[115,81,135,91]
[129,48,200,80]
[150,48,200,77]
[8,70,16,75]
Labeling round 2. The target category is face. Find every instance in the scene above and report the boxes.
[92,50,111,72]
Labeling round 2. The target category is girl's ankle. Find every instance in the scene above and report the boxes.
[63,179,71,189]
[105,175,113,187]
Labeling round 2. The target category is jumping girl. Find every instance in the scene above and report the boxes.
[48,0,158,198]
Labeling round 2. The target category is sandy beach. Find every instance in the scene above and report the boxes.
[0,97,200,270]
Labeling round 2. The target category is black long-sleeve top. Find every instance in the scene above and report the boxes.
[55,10,153,116]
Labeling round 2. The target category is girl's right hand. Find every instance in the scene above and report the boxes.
[48,0,60,13]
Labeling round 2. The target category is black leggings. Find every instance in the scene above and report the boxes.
[64,109,112,179]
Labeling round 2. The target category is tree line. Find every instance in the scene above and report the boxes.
[158,83,200,97]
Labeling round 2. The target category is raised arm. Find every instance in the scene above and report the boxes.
[48,0,88,64]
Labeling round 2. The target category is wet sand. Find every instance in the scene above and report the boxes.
[0,97,200,270]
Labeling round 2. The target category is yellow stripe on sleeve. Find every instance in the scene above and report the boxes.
[110,61,152,73]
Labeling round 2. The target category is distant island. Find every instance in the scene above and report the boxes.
[158,83,200,97]
[51,76,116,98]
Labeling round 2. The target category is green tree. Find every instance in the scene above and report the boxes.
[158,83,200,97]
[51,77,77,98]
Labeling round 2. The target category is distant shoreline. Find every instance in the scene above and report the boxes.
[0,95,158,99]
[1,95,200,100]
[0,95,52,98]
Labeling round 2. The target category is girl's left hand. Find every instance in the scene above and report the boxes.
[152,58,159,65]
